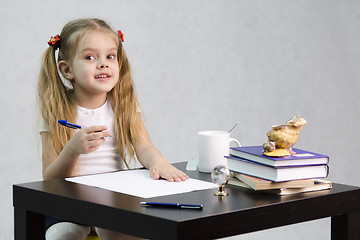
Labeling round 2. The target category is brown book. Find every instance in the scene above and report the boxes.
[231,172,315,190]
[263,180,332,195]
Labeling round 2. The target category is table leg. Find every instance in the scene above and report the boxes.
[14,207,45,240]
[331,212,360,240]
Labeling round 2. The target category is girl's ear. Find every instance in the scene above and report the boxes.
[58,60,74,80]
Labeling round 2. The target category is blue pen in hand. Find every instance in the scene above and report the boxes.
[58,119,82,129]
[58,119,112,137]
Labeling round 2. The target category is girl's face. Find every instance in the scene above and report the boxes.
[68,30,120,104]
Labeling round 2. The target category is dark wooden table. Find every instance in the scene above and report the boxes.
[13,162,360,239]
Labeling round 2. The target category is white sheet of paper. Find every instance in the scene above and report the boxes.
[66,169,218,198]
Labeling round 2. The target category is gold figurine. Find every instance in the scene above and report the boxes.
[263,116,307,157]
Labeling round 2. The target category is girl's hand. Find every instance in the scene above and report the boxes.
[149,162,189,182]
[67,125,110,154]
[133,114,189,182]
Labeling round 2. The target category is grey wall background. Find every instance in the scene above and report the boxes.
[1,0,359,239]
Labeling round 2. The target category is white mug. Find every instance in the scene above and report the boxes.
[197,131,241,173]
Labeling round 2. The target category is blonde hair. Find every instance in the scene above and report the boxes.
[38,18,140,168]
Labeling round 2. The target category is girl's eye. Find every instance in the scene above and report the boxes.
[85,55,95,60]
[108,54,116,60]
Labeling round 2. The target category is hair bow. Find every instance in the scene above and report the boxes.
[117,30,124,42]
[48,35,61,49]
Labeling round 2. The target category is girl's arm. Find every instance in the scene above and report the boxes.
[134,114,189,182]
[41,126,110,180]
[41,132,79,180]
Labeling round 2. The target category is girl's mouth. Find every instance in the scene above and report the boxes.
[95,74,111,80]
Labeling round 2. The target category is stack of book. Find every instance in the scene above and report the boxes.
[226,146,332,195]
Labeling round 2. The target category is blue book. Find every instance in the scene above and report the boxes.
[230,146,329,167]
[226,155,329,182]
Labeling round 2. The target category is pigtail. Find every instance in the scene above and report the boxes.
[111,44,140,168]
[38,46,76,154]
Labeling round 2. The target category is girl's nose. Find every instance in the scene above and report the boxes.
[98,64,109,69]
[97,60,109,69]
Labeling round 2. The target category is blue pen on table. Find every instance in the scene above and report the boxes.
[140,202,203,210]
[58,119,112,137]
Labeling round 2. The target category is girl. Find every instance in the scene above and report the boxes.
[39,18,188,240]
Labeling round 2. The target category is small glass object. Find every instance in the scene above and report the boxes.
[211,165,230,196]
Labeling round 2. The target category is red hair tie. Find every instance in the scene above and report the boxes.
[117,30,124,42]
[48,35,61,49]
